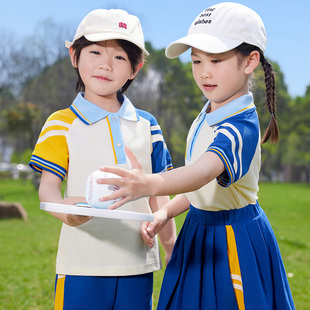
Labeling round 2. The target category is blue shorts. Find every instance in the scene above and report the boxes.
[158,203,295,310]
[54,273,153,310]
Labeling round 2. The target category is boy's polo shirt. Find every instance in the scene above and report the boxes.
[184,93,261,211]
[29,93,172,276]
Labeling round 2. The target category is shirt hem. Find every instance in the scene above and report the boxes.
[55,262,162,277]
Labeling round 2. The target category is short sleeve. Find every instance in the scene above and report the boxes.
[29,109,75,180]
[207,117,259,187]
[151,136,173,173]
[149,117,173,173]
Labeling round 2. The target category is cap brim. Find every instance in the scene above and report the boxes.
[65,33,149,56]
[165,33,243,58]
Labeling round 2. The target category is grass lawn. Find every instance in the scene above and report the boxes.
[0,179,309,309]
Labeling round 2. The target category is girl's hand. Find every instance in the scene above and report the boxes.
[140,208,169,248]
[140,221,155,248]
[98,147,151,209]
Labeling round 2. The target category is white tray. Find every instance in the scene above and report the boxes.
[40,202,154,222]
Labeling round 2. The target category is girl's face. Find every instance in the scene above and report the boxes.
[191,48,251,112]
[70,39,137,110]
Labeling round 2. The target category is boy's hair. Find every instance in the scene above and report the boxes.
[236,43,279,144]
[71,37,143,94]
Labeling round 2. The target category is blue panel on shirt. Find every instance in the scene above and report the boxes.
[137,109,173,174]
[208,109,259,186]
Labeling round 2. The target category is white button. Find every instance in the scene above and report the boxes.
[112,116,118,122]
[117,142,122,148]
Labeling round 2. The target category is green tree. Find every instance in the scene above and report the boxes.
[5,102,41,150]
[22,57,76,120]
[128,43,204,166]
[18,39,306,180]
[282,88,310,182]
[252,60,292,181]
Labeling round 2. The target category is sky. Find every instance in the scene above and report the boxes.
[1,0,309,97]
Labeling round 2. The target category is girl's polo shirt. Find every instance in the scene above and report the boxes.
[29,93,172,276]
[184,93,261,211]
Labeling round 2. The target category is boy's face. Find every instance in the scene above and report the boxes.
[191,48,250,112]
[70,39,136,108]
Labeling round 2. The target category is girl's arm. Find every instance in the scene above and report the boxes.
[99,147,225,209]
[147,196,177,265]
[39,170,92,226]
[141,194,190,249]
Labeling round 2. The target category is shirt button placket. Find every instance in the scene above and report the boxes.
[109,114,126,164]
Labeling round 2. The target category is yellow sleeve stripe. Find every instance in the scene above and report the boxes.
[208,148,233,183]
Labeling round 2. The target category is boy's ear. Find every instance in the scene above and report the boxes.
[69,47,78,68]
[129,62,144,80]
[244,51,260,74]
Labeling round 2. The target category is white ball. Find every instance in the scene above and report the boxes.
[85,170,121,209]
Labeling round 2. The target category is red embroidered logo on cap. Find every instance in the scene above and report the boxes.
[119,22,127,29]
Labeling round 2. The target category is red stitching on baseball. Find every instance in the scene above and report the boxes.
[88,173,94,204]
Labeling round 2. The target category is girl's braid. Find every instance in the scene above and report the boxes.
[260,55,279,143]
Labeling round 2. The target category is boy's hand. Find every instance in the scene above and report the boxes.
[65,213,93,227]
[39,170,93,226]
[54,196,93,227]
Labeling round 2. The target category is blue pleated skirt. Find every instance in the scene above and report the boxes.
[157,202,295,310]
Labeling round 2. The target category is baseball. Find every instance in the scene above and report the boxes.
[85,170,121,209]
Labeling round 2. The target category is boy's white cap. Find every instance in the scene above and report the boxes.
[166,2,266,58]
[65,9,149,55]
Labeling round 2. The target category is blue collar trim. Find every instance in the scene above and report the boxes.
[70,93,140,125]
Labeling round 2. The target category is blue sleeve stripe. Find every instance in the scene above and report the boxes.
[31,155,67,174]
[29,161,65,181]
[30,163,65,181]
[29,164,43,174]
[151,129,162,135]
[29,155,66,180]
[151,141,173,173]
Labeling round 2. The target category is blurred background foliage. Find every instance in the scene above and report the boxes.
[1,22,310,182]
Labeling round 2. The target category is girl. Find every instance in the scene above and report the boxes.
[29,9,176,310]
[99,3,295,309]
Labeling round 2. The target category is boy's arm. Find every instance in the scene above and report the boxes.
[148,196,177,265]
[39,170,92,226]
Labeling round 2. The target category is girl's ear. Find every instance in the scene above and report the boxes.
[69,47,78,68]
[129,62,144,80]
[244,50,260,74]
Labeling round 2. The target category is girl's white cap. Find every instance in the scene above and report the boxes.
[65,9,149,55]
[165,2,266,58]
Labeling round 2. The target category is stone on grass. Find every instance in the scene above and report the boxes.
[0,202,28,220]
